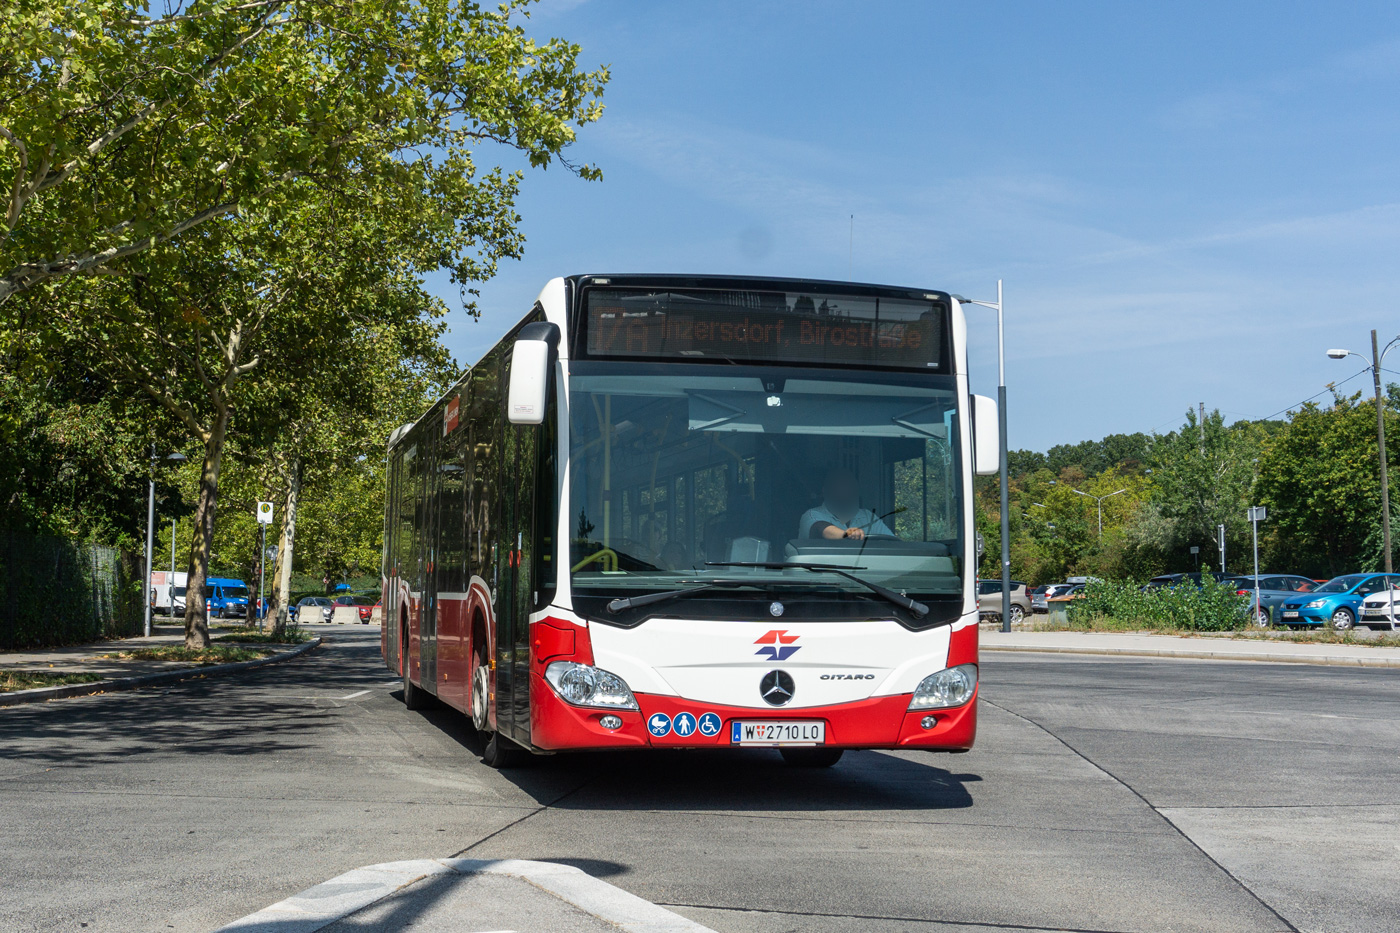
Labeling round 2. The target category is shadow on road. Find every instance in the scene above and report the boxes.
[411,694,980,814]
[0,637,374,770]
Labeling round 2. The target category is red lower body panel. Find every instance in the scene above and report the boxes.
[530,671,977,752]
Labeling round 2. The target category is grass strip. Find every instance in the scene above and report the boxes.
[213,628,312,645]
[101,645,269,665]
[1,670,106,693]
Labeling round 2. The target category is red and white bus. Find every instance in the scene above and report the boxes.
[382,275,997,767]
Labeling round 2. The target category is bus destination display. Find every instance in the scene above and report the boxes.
[585,288,944,368]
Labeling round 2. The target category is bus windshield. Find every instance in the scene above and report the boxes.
[568,368,963,613]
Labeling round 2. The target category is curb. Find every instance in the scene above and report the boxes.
[982,642,1400,668]
[0,637,322,707]
[216,857,716,933]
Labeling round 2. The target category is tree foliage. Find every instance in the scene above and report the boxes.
[2,0,607,647]
[0,0,607,305]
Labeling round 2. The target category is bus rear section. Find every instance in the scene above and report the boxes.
[382,275,989,764]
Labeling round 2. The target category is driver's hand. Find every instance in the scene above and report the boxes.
[843,527,865,540]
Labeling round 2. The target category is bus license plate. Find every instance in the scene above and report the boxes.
[1282,611,1299,618]
[731,721,825,746]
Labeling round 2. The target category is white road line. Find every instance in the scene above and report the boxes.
[340,690,371,700]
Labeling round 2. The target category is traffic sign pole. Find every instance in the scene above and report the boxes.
[255,502,275,630]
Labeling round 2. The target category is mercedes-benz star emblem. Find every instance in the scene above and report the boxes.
[769,600,785,618]
[759,670,795,706]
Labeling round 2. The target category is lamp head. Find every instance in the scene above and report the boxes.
[1326,349,1350,360]
[166,452,187,462]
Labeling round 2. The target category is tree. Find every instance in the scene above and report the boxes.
[1144,408,1259,573]
[11,1,608,646]
[1255,392,1399,577]
[1,0,607,304]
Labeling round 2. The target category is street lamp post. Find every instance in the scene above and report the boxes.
[957,282,1011,631]
[144,447,187,637]
[1070,487,1129,537]
[1328,331,1400,572]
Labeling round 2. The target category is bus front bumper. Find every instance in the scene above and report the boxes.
[530,671,976,752]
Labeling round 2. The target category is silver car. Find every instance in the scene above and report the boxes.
[978,579,1032,625]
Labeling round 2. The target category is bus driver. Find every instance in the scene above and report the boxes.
[798,468,895,541]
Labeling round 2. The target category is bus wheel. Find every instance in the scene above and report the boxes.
[470,651,490,732]
[402,631,430,710]
[482,731,525,769]
[780,747,844,768]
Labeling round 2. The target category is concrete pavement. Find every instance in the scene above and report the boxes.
[3,624,1397,932]
[219,858,716,933]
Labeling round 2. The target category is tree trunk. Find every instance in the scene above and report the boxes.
[183,403,231,648]
[275,457,301,628]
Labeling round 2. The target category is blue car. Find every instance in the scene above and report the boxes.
[205,577,252,620]
[1276,573,1400,630]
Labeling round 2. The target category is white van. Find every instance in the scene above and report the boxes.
[149,571,189,616]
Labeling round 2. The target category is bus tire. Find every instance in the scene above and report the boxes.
[403,666,431,710]
[469,650,490,732]
[481,731,525,769]
[402,619,431,710]
[780,747,844,768]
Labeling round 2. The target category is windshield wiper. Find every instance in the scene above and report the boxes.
[606,578,760,614]
[706,561,930,619]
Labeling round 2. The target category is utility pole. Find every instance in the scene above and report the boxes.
[955,282,1011,630]
[1248,506,1266,624]
[1372,330,1393,573]
[1199,402,1205,455]
[1328,335,1397,572]
[144,444,156,638]
[1218,523,1226,574]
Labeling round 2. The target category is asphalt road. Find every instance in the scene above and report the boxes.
[1,624,1395,933]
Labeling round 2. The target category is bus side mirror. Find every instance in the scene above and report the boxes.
[972,394,999,475]
[507,321,560,425]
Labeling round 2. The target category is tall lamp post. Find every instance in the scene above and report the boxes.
[956,282,1010,631]
[1070,487,1128,537]
[144,447,187,637]
[1328,331,1399,572]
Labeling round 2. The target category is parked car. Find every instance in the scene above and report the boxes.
[1231,574,1317,626]
[332,594,377,623]
[977,579,1032,624]
[1360,585,1400,630]
[293,596,335,623]
[1276,573,1400,630]
[205,578,251,619]
[1031,585,1051,613]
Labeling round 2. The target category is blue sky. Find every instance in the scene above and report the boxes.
[437,0,1400,453]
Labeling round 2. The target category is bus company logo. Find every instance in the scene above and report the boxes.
[754,630,800,661]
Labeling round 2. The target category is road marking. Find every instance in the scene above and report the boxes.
[340,690,371,699]
[382,680,401,687]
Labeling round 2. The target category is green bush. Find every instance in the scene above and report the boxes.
[1069,576,1249,632]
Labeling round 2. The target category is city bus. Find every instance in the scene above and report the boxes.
[381,274,998,767]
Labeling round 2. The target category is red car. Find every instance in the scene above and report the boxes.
[332,594,377,623]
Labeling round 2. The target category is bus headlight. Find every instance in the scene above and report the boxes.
[909,664,977,710]
[544,661,639,710]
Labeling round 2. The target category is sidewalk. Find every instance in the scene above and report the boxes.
[218,858,715,933]
[982,629,1400,668]
[0,624,319,706]
[0,625,189,677]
